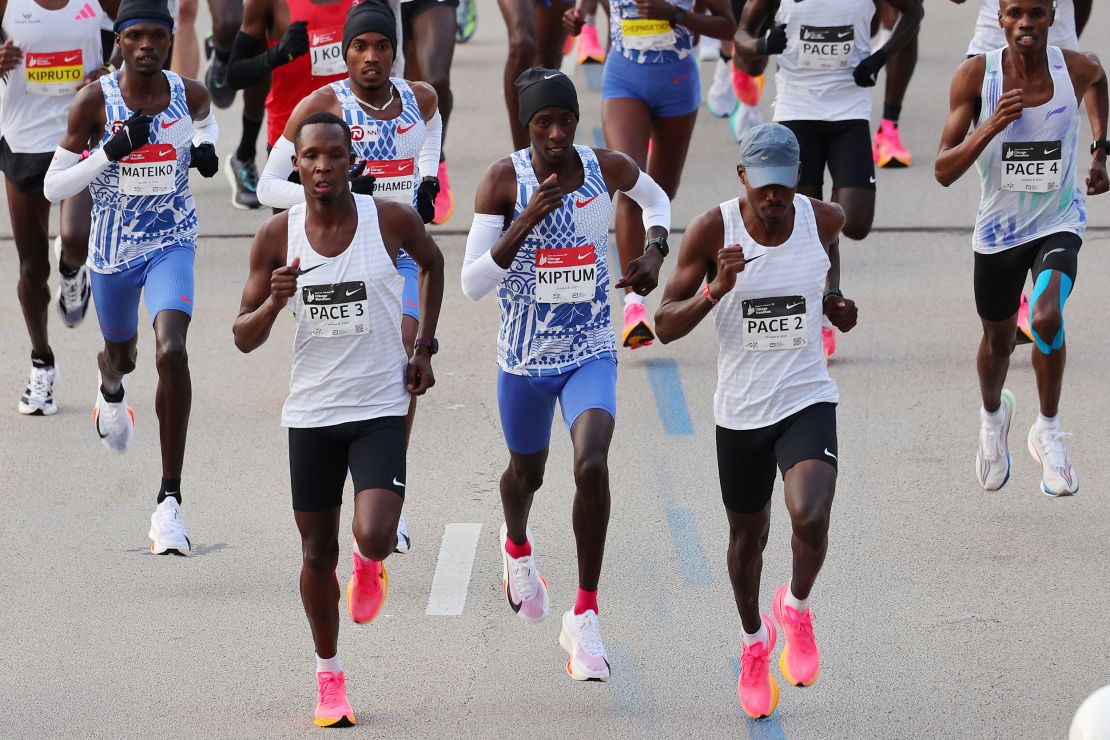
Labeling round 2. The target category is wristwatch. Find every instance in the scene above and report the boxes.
[1091,139,1110,156]
[645,236,670,258]
[414,337,439,355]
[822,288,844,303]
[671,7,686,25]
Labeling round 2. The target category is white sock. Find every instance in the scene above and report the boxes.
[981,405,1005,426]
[740,620,769,646]
[624,292,644,307]
[786,582,810,613]
[316,652,341,674]
[1035,413,1061,433]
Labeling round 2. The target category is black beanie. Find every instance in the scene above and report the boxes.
[343,0,397,58]
[114,0,174,32]
[515,68,579,127]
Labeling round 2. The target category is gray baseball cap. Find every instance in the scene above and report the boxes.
[738,123,801,189]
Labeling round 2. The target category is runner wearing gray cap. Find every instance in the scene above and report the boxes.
[655,122,858,720]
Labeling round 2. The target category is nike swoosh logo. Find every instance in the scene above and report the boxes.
[1042,148,1059,155]
[160,119,180,129]
[392,477,405,488]
[543,73,558,80]
[1043,247,1066,257]
[64,54,80,63]
[346,289,361,297]
[672,74,689,85]
[785,301,803,310]
[824,448,837,461]
[760,153,771,161]
[95,412,108,439]
[296,263,325,276]
[504,576,522,612]
[869,176,876,184]
[837,31,851,38]
[158,148,173,157]
[397,122,417,134]
[575,195,598,208]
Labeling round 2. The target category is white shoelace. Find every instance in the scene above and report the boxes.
[979,423,1006,463]
[152,501,188,540]
[59,267,86,308]
[1036,429,1073,470]
[509,557,539,602]
[26,366,54,400]
[573,612,606,656]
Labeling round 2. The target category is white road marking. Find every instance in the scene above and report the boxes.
[425,523,482,616]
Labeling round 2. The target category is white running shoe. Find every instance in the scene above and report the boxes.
[730,101,763,143]
[1027,424,1079,496]
[93,376,135,453]
[698,35,720,62]
[559,610,611,681]
[149,497,191,555]
[976,390,1014,491]
[394,510,411,554]
[706,58,737,118]
[18,361,58,416]
[500,523,550,623]
[54,236,90,328]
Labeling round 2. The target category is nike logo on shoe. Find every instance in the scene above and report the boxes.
[505,579,523,612]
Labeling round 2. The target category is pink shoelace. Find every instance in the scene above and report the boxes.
[740,641,772,687]
[783,609,818,655]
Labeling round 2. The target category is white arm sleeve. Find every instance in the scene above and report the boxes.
[461,214,509,301]
[622,170,671,232]
[43,147,111,203]
[257,136,307,209]
[191,111,220,146]
[418,110,442,179]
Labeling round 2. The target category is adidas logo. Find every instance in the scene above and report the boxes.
[74,2,96,19]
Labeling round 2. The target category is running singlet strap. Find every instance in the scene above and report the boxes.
[713,195,838,430]
[608,0,693,64]
[89,71,198,273]
[973,45,1085,254]
[282,194,410,427]
[497,145,616,376]
[770,0,873,123]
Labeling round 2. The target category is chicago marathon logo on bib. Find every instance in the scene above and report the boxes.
[302,281,370,338]
[535,245,597,304]
[310,26,345,77]
[366,159,416,204]
[118,144,177,196]
[743,296,807,351]
[1001,141,1062,192]
[24,50,84,95]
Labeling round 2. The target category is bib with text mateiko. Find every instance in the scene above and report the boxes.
[302,281,370,338]
[367,159,416,204]
[118,144,177,196]
[535,245,597,304]
[797,25,854,70]
[742,296,808,351]
[620,8,675,51]
[1001,141,1062,193]
[24,50,83,96]
[310,26,345,77]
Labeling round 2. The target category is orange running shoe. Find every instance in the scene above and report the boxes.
[822,323,836,360]
[622,302,654,349]
[433,160,455,225]
[347,540,389,624]
[737,617,779,720]
[577,24,605,64]
[873,119,912,168]
[772,584,820,687]
[731,67,765,107]
[1015,291,1033,344]
[563,33,574,55]
[314,671,356,728]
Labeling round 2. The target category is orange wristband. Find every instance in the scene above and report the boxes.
[703,284,718,306]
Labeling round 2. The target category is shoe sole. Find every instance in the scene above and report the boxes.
[977,390,1014,491]
[740,676,780,720]
[622,321,655,349]
[346,566,389,624]
[394,535,410,554]
[149,528,191,556]
[772,588,819,687]
[559,626,610,682]
[1027,426,1078,497]
[314,713,356,728]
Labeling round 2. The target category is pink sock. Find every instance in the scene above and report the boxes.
[504,532,531,559]
[574,588,598,615]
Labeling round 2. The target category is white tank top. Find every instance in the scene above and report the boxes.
[713,195,838,431]
[771,0,874,123]
[0,0,105,153]
[281,194,410,428]
[973,46,1085,254]
[967,0,1077,56]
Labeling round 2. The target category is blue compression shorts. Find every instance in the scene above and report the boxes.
[397,249,420,321]
[602,51,700,117]
[497,355,617,455]
[90,243,195,342]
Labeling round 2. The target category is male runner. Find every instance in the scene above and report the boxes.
[1,0,117,414]
[498,0,572,148]
[234,111,444,728]
[258,0,441,549]
[43,0,219,553]
[936,0,1108,496]
[958,0,1090,56]
[871,0,921,168]
[654,123,858,719]
[462,68,671,681]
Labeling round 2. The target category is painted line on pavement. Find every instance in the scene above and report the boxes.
[732,659,788,740]
[665,508,712,586]
[425,523,482,616]
[585,63,604,91]
[606,639,652,723]
[593,126,605,148]
[644,358,694,436]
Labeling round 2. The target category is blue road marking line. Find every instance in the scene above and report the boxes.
[665,508,712,586]
[593,126,605,148]
[585,63,604,91]
[732,659,788,740]
[606,639,652,723]
[644,358,694,436]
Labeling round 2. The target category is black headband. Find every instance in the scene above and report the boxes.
[343,0,397,59]
[515,68,579,126]
[114,0,174,32]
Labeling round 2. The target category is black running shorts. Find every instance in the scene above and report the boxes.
[779,119,876,192]
[715,403,838,515]
[288,416,407,511]
[0,138,53,194]
[973,232,1080,322]
[402,0,459,39]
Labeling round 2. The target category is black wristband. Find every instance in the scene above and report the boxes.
[823,288,844,302]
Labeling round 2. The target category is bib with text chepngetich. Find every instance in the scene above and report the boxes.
[118,144,177,196]
[24,50,83,96]
[797,25,854,70]
[310,27,345,77]
[367,159,416,204]
[535,245,597,304]
[302,281,370,338]
[620,13,676,51]
[742,296,807,351]
[1001,141,1062,193]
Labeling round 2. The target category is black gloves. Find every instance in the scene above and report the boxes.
[416,177,439,224]
[287,169,301,184]
[348,162,376,195]
[103,110,152,161]
[272,20,308,65]
[190,143,219,177]
[756,24,787,56]
[853,49,888,87]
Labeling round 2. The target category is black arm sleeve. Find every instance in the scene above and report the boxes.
[227,31,282,90]
[100,29,116,64]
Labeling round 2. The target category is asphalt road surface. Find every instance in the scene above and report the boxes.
[1,2,1109,738]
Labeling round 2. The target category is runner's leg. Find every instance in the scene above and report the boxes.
[568,408,613,592]
[171,0,200,77]
[782,460,835,600]
[352,488,404,561]
[498,0,540,149]
[1029,271,1067,418]
[58,190,91,275]
[153,310,192,480]
[604,98,652,279]
[296,507,342,658]
[6,181,53,356]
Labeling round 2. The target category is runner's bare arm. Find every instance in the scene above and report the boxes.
[1065,50,1109,195]
[935,56,1010,187]
[810,198,856,331]
[662,0,735,41]
[872,0,923,58]
[733,0,773,77]
[257,89,335,208]
[599,148,670,293]
[234,214,293,353]
[655,208,725,344]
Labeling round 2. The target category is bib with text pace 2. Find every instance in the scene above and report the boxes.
[797,25,854,70]
[310,27,345,77]
[24,50,83,96]
[366,159,416,204]
[535,245,597,304]
[302,281,370,338]
[118,144,176,196]
[742,296,807,351]
[1001,141,1062,193]
[620,9,675,51]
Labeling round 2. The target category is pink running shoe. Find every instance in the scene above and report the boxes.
[873,119,912,168]
[1015,291,1033,344]
[622,302,655,349]
[772,584,820,687]
[731,67,764,107]
[314,671,356,728]
[500,524,550,622]
[822,324,836,359]
[563,33,574,55]
[346,541,389,625]
[737,616,779,720]
[433,160,455,225]
[559,609,611,681]
[577,24,605,64]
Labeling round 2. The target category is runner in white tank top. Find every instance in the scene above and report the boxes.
[966,0,1081,57]
[234,112,444,730]
[656,123,858,722]
[936,1,1108,499]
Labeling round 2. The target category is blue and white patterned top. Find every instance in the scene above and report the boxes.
[609,0,693,64]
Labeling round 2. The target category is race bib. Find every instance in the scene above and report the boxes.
[797,25,854,70]
[24,50,83,96]
[535,245,597,304]
[1001,141,1062,193]
[366,159,416,204]
[742,296,807,351]
[118,144,177,196]
[620,12,676,52]
[302,281,370,338]
[310,26,345,77]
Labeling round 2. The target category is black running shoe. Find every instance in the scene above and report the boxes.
[205,37,236,110]
[226,154,261,210]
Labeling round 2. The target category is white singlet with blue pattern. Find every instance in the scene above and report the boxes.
[609,0,693,64]
[89,71,197,273]
[498,145,615,376]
